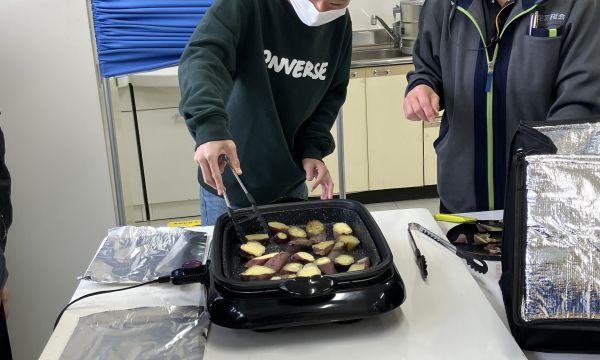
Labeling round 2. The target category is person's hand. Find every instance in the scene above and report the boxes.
[194,140,241,195]
[403,84,440,123]
[1,287,8,319]
[302,158,334,200]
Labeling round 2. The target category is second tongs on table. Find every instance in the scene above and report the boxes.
[219,154,272,241]
[408,223,488,274]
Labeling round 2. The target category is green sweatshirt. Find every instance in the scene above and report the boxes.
[179,0,352,207]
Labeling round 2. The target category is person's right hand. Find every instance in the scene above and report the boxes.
[1,287,8,319]
[194,140,241,195]
[403,84,440,123]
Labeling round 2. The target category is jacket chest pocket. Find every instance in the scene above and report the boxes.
[510,33,563,103]
[521,31,562,80]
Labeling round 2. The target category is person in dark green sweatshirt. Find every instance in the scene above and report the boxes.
[179,0,352,225]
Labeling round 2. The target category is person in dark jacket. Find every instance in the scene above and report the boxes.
[179,0,352,225]
[0,124,12,359]
[404,0,600,213]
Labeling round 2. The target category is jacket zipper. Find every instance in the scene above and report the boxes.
[455,3,539,210]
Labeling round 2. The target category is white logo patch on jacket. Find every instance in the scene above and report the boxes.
[264,49,328,80]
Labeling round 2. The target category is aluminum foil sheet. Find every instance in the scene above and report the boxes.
[522,155,600,321]
[60,306,208,360]
[535,122,600,155]
[83,226,207,283]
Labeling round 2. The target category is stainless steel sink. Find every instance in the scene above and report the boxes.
[350,29,413,67]
[351,48,408,61]
[352,29,394,48]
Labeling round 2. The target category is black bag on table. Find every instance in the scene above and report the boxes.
[501,117,600,353]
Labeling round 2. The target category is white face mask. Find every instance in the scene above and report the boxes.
[289,0,348,27]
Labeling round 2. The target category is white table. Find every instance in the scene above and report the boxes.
[39,208,583,359]
[203,209,524,360]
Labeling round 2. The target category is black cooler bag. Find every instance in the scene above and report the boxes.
[501,118,600,352]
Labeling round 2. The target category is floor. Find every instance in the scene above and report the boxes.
[140,197,441,227]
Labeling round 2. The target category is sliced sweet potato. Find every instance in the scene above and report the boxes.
[271,232,289,244]
[355,257,370,268]
[241,265,276,281]
[334,254,355,272]
[477,223,503,232]
[244,233,270,242]
[312,240,335,256]
[315,257,337,275]
[333,222,352,239]
[474,233,493,245]
[244,252,278,268]
[338,235,360,251]
[285,243,303,254]
[306,220,326,243]
[290,251,315,264]
[288,238,314,249]
[281,262,303,275]
[296,263,321,277]
[288,226,308,241]
[264,252,290,272]
[452,234,468,244]
[268,221,289,234]
[240,242,266,259]
[484,244,502,256]
[327,241,346,260]
[348,262,367,272]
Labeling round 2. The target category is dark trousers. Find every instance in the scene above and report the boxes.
[0,302,12,360]
[439,200,451,214]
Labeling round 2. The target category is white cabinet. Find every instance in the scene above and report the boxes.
[312,64,428,196]
[423,120,440,186]
[309,69,369,197]
[136,109,198,204]
[114,79,200,222]
[366,65,424,190]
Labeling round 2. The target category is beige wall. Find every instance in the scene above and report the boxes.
[349,0,398,30]
[0,1,116,359]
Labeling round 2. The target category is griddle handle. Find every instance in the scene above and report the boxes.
[279,276,337,299]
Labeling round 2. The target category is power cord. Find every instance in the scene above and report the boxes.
[53,262,208,330]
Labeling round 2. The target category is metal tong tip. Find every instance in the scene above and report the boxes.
[219,155,271,238]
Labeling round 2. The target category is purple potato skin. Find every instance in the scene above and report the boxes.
[316,260,337,275]
[327,241,346,260]
[288,238,315,248]
[264,252,291,272]
[312,241,334,256]
[290,252,314,264]
[244,253,277,268]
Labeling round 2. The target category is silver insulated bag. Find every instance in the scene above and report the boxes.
[501,118,600,352]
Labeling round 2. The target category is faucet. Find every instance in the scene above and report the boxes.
[371,15,401,48]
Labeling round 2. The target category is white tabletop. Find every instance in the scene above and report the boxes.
[203,208,525,360]
[44,208,591,360]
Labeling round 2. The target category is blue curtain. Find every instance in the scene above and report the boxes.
[91,0,213,77]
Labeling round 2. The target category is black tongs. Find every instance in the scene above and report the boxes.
[408,223,488,274]
[219,155,271,240]
[407,227,428,280]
